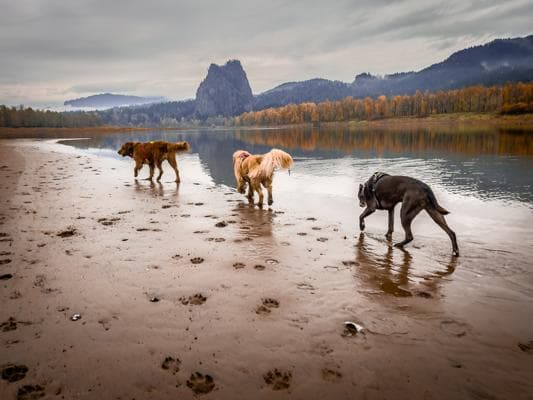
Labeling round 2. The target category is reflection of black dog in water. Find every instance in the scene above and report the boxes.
[358,172,459,256]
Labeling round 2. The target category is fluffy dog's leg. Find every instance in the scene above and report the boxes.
[255,182,264,208]
[265,179,273,206]
[246,178,253,202]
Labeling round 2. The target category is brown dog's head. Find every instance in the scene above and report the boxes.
[118,142,135,157]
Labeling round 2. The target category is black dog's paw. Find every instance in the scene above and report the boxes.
[359,222,365,231]
[393,242,404,248]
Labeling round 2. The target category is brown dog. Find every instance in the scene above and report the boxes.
[358,172,459,256]
[233,148,293,207]
[117,141,189,182]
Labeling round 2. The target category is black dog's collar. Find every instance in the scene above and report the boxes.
[369,172,389,209]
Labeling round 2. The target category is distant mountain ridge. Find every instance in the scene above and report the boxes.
[258,35,533,106]
[95,34,533,125]
[64,93,166,108]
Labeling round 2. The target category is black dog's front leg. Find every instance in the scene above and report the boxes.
[386,207,395,239]
[359,207,375,231]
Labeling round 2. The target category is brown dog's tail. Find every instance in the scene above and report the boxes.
[168,141,190,152]
[249,148,293,180]
[427,188,450,215]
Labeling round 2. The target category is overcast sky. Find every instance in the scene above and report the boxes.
[1,0,531,108]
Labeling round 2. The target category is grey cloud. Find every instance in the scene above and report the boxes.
[0,0,531,106]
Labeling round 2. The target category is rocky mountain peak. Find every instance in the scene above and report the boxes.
[195,59,254,118]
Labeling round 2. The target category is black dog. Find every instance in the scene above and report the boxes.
[358,172,459,256]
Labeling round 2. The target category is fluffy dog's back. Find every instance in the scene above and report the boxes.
[249,148,293,180]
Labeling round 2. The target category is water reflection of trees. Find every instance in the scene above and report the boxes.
[234,125,533,156]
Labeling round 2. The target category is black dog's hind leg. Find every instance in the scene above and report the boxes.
[426,207,459,256]
[359,207,375,231]
[395,201,422,248]
[386,207,395,240]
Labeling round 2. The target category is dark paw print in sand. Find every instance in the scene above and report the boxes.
[161,356,181,374]
[97,217,120,226]
[56,227,76,238]
[321,367,342,382]
[1,364,28,382]
[1,317,17,332]
[186,372,215,394]
[518,341,533,353]
[256,298,279,315]
[190,257,204,265]
[180,294,207,306]
[16,384,45,400]
[263,368,292,390]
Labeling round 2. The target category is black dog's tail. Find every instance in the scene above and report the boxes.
[426,188,450,215]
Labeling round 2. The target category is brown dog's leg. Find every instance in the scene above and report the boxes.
[395,202,422,248]
[425,207,459,256]
[167,156,180,182]
[134,159,143,178]
[144,163,155,181]
[156,161,164,181]
[359,207,375,231]
[386,207,395,239]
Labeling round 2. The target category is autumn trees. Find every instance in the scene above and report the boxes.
[234,82,533,126]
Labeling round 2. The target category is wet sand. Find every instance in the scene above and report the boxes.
[1,139,532,399]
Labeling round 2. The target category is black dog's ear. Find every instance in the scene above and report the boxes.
[358,184,363,193]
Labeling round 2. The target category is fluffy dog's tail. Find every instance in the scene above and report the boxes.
[233,150,251,184]
[249,148,293,180]
[168,141,190,152]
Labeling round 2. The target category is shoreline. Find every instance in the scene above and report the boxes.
[1,113,533,139]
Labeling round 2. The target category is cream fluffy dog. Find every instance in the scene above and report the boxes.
[233,148,294,207]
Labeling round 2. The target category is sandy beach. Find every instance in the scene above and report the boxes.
[1,138,532,400]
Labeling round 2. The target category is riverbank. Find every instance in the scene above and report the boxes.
[345,112,533,129]
[0,139,532,399]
